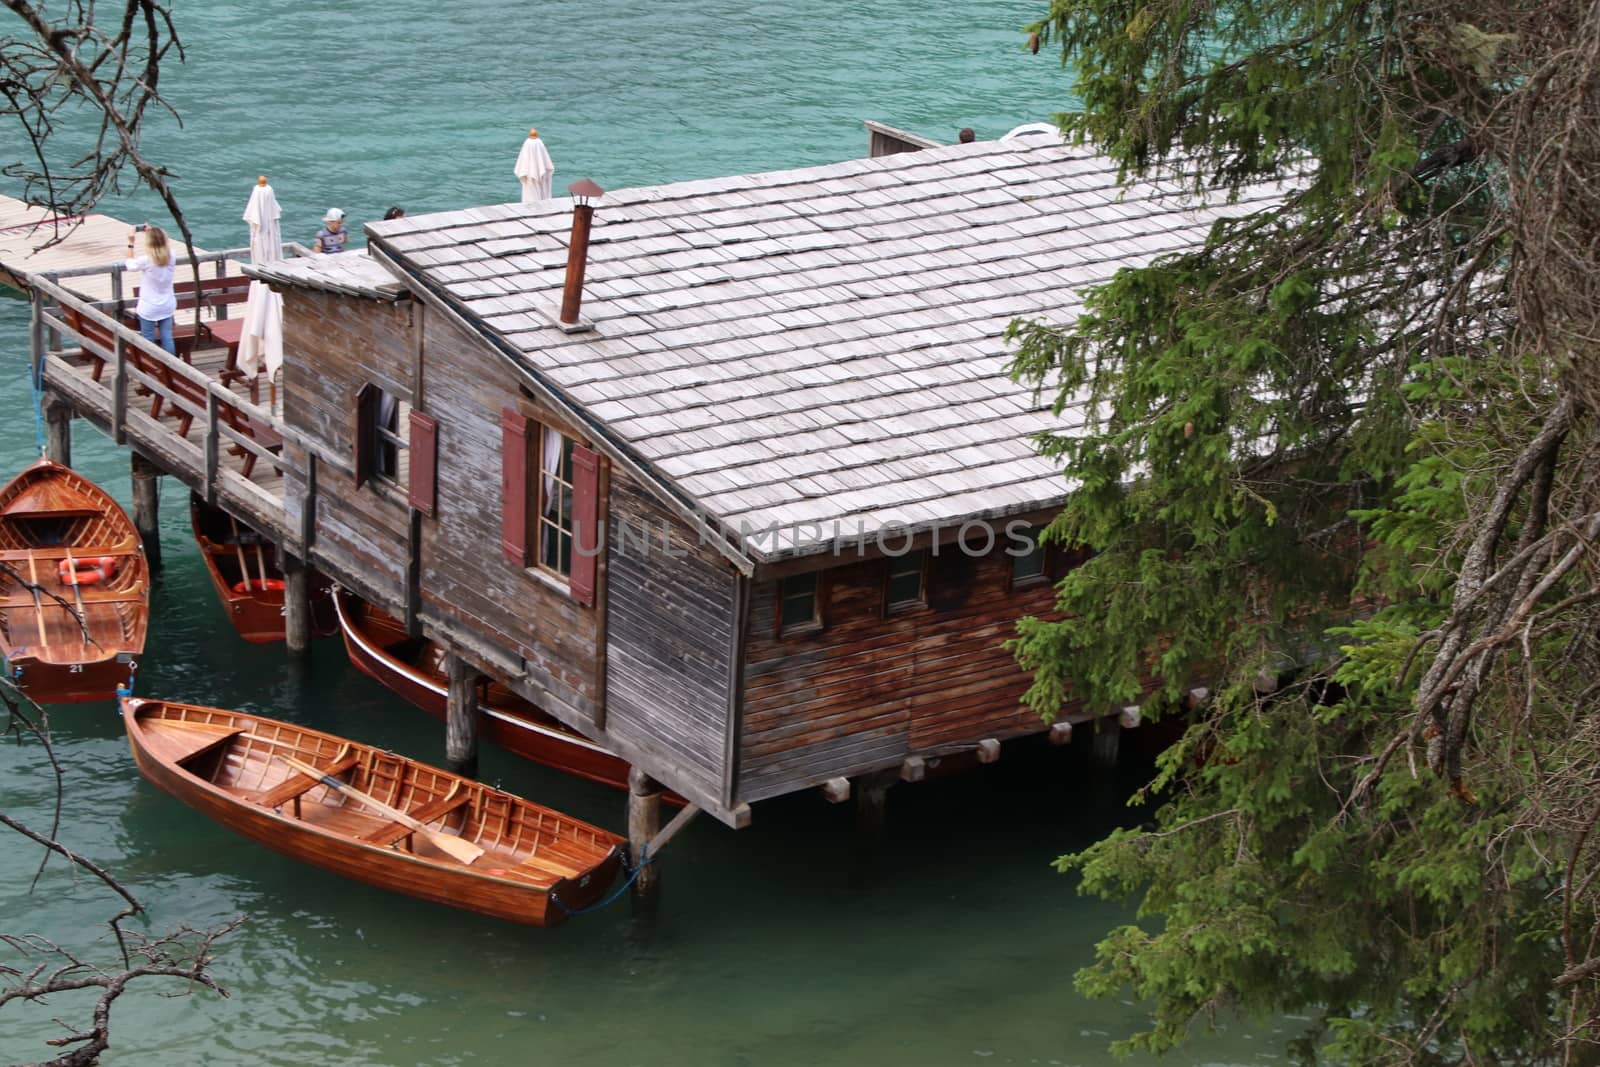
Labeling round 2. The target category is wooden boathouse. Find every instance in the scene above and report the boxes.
[19,132,1268,852]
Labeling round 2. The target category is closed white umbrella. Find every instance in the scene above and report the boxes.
[238,175,285,410]
[515,128,555,203]
[242,175,282,263]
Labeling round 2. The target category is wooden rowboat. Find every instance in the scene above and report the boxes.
[122,696,626,926]
[334,588,682,802]
[190,494,336,643]
[0,459,147,702]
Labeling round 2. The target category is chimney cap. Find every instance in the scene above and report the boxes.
[567,178,605,203]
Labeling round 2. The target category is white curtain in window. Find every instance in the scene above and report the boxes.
[542,427,563,514]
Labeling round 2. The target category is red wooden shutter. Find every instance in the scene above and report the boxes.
[407,410,438,515]
[569,443,601,606]
[353,383,379,489]
[500,408,530,565]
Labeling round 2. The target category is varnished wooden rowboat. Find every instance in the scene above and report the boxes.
[0,459,147,702]
[334,589,682,802]
[190,494,336,643]
[122,696,626,926]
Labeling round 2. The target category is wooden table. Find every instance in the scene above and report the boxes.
[202,317,259,401]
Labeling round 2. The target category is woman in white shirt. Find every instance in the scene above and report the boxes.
[124,226,177,353]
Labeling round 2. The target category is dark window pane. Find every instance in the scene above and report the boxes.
[780,572,818,629]
[886,549,925,607]
[1012,530,1046,584]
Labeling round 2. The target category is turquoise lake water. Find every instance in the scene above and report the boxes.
[1,2,1287,1063]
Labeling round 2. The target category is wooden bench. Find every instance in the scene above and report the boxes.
[61,306,205,435]
[219,399,284,478]
[133,275,253,315]
[126,276,253,355]
[259,750,360,815]
[361,788,472,849]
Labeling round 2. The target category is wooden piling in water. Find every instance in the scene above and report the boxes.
[1092,715,1122,768]
[628,767,663,917]
[444,653,481,778]
[43,392,72,467]
[849,766,900,883]
[129,452,161,570]
[282,554,310,654]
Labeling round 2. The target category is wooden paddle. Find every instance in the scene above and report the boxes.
[277,754,484,864]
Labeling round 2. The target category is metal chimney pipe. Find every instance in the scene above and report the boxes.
[560,179,605,326]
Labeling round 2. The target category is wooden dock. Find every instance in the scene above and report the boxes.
[0,193,240,302]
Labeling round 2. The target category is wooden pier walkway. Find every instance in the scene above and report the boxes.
[0,193,246,303]
[2,193,324,603]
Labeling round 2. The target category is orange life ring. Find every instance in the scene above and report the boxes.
[233,578,286,594]
[59,556,118,586]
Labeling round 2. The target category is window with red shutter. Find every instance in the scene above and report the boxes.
[501,411,605,604]
[353,383,378,490]
[407,410,438,515]
[500,408,530,565]
[355,383,411,490]
[569,444,600,605]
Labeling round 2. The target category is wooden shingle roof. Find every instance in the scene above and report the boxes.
[366,138,1278,562]
[245,250,409,301]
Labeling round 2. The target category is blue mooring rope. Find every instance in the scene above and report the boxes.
[549,845,650,918]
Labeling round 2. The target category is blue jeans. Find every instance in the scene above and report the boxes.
[139,315,175,354]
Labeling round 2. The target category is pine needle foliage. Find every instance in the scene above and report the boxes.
[1008,0,1600,1059]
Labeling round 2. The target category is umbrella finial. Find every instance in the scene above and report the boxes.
[257,175,267,186]
[528,128,539,139]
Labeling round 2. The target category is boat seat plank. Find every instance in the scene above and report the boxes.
[0,543,137,562]
[517,849,586,880]
[361,789,472,848]
[258,752,360,809]
[1,588,144,608]
[141,725,244,768]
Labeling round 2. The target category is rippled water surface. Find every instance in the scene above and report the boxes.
[2,3,1283,1063]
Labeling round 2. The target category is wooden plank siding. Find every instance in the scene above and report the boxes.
[411,306,602,722]
[604,472,738,802]
[737,547,1059,801]
[280,289,412,613]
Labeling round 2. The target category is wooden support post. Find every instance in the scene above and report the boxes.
[43,392,72,467]
[1091,715,1122,768]
[628,767,663,918]
[976,738,1002,764]
[282,554,310,655]
[444,653,481,779]
[850,766,899,884]
[129,453,162,571]
[821,777,851,804]
[1048,720,1074,745]
[898,756,926,782]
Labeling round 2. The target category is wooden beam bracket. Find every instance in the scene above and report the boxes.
[645,802,703,858]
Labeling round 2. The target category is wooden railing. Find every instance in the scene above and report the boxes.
[27,262,350,548]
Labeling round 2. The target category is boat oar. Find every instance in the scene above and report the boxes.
[276,754,484,864]
[228,517,251,591]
